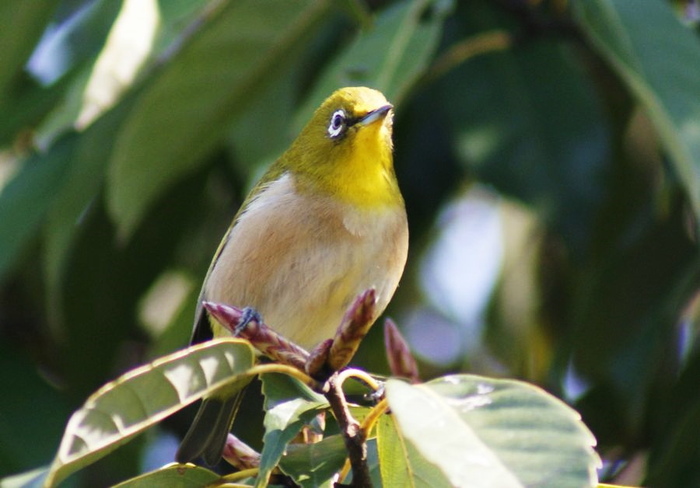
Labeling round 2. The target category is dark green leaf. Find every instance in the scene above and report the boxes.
[0,344,70,475]
[257,374,328,488]
[0,132,75,280]
[572,0,700,221]
[441,25,609,255]
[279,434,346,488]
[111,463,220,488]
[0,1,58,105]
[296,0,453,128]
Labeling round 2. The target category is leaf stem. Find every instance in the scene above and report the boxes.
[336,368,382,392]
[247,364,322,390]
[424,30,512,84]
[219,467,259,484]
[360,398,389,436]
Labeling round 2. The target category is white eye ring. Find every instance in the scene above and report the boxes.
[327,109,346,138]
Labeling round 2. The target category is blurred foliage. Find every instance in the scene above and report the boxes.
[1,0,700,486]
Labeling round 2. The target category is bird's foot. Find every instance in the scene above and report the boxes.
[235,307,263,336]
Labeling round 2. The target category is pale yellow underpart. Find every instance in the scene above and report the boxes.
[203,172,408,349]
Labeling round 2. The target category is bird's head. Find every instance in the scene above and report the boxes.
[285,87,398,207]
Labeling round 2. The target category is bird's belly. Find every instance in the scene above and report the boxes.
[204,181,407,350]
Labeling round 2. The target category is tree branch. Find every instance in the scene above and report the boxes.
[326,373,372,488]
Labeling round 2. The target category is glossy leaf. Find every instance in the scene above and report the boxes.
[106,0,331,238]
[572,0,700,220]
[385,375,599,488]
[44,339,255,487]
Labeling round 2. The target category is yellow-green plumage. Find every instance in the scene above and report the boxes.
[176,87,408,465]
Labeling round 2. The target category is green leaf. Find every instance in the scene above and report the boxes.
[296,0,453,128]
[0,343,71,474]
[111,463,219,488]
[0,0,57,106]
[0,69,80,147]
[377,411,452,488]
[106,0,331,238]
[278,434,346,488]
[0,466,49,488]
[441,4,609,256]
[42,88,144,313]
[0,132,75,280]
[44,339,255,487]
[572,0,700,220]
[261,372,327,411]
[385,375,599,488]
[256,374,328,488]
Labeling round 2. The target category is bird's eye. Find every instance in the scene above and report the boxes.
[327,109,346,139]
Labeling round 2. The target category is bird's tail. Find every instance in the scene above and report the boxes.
[176,390,245,466]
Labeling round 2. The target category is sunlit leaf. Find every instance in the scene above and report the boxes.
[0,466,49,488]
[386,375,599,488]
[106,0,331,238]
[572,0,700,221]
[377,412,452,488]
[44,339,255,487]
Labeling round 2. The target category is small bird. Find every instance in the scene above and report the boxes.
[176,86,408,465]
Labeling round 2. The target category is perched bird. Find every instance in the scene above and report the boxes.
[176,86,408,465]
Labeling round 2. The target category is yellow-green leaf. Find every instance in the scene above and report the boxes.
[386,375,600,488]
[111,463,220,488]
[44,339,255,487]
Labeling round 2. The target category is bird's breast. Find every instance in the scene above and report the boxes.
[204,173,408,349]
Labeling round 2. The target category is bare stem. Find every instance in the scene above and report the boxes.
[326,373,372,488]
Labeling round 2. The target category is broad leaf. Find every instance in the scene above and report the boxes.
[295,0,453,128]
[0,0,57,105]
[572,0,700,221]
[0,344,70,475]
[45,339,255,487]
[441,2,610,257]
[111,463,219,488]
[278,434,346,488]
[106,0,331,238]
[377,412,452,488]
[0,467,49,488]
[0,132,76,279]
[385,375,599,488]
[256,374,328,488]
[42,88,145,313]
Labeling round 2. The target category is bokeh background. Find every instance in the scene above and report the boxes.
[2,0,700,486]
